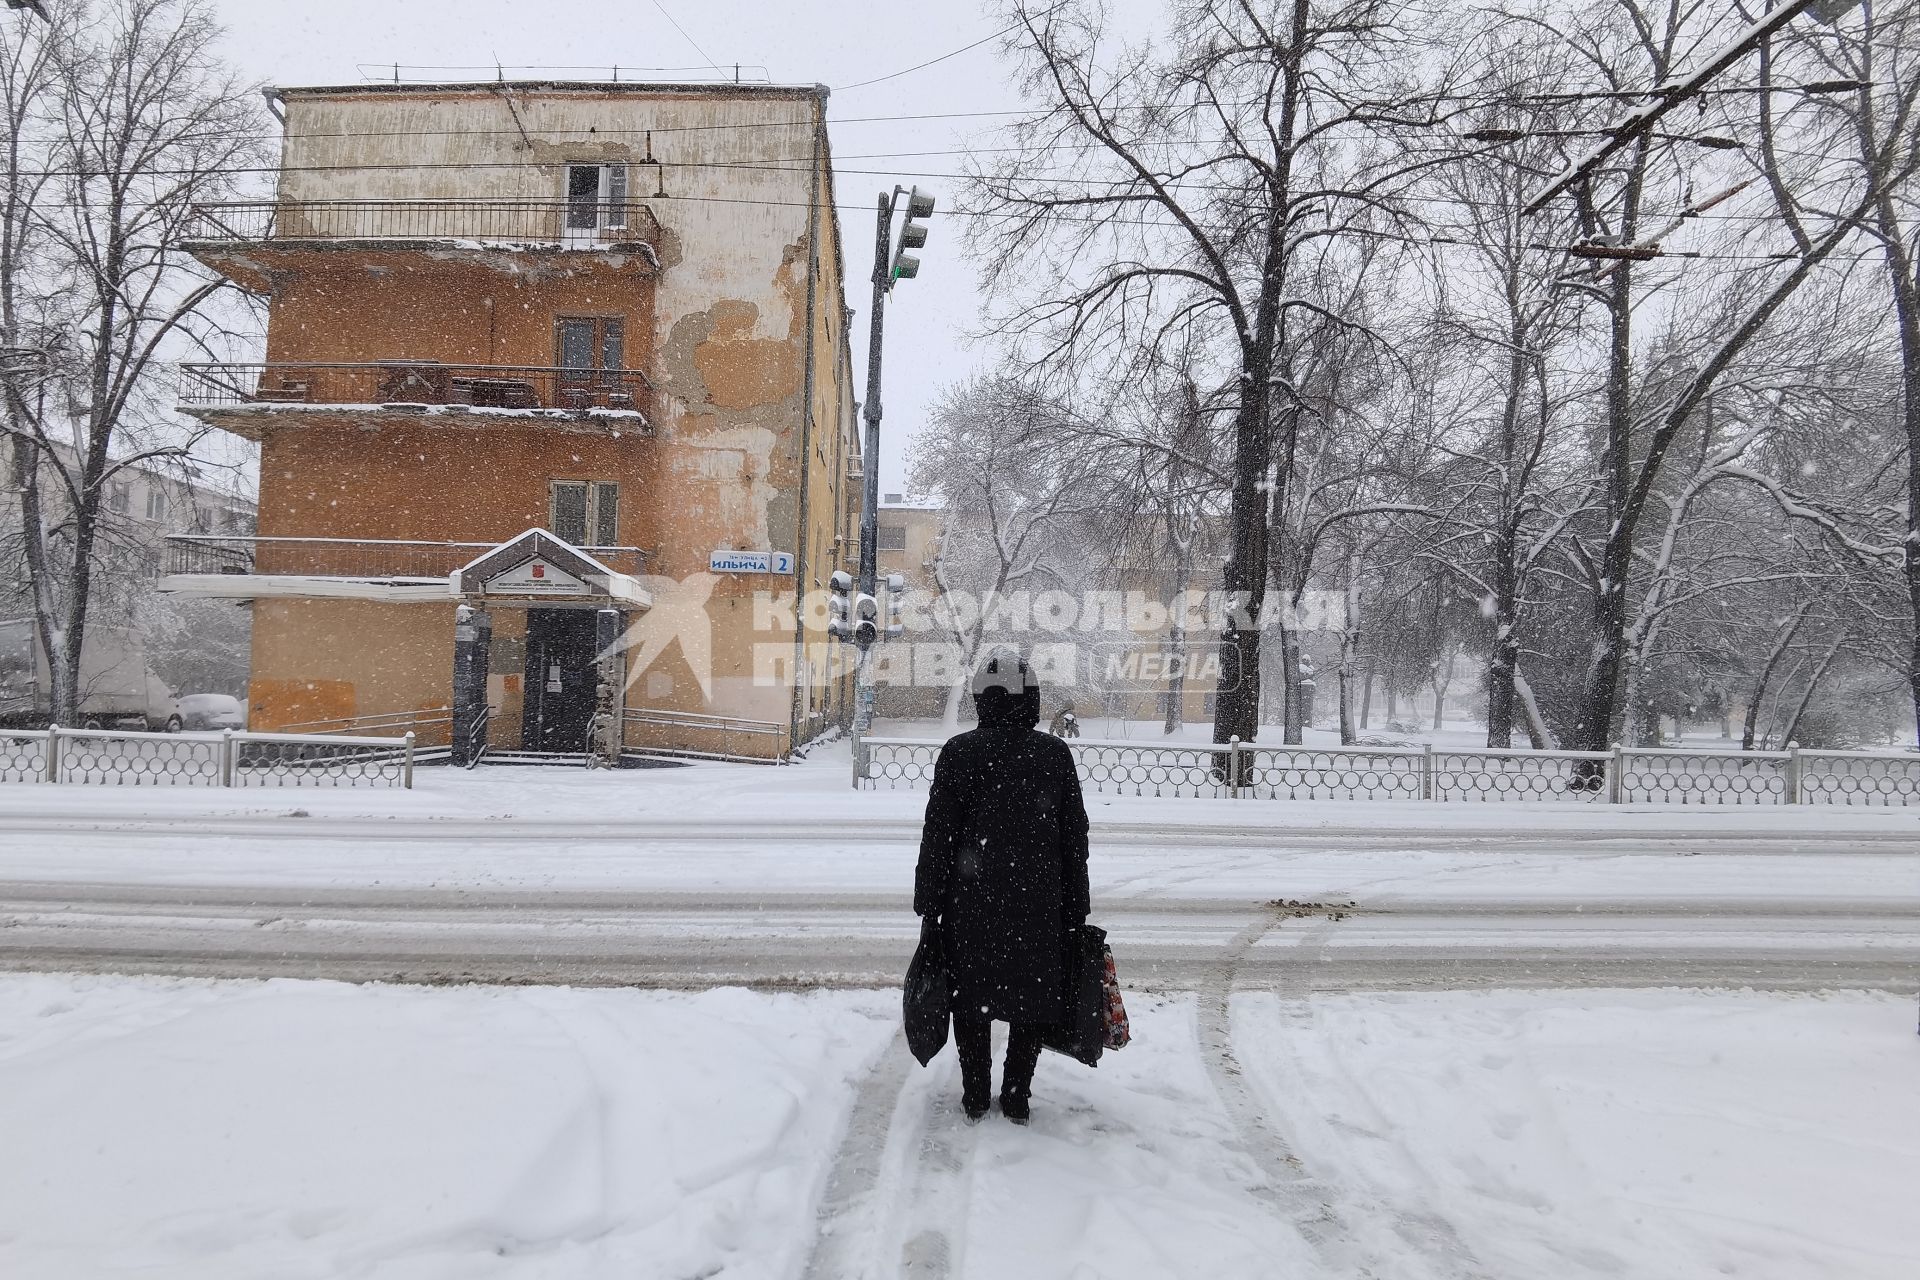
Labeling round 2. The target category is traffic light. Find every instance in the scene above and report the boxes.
[827,569,852,640]
[889,186,934,286]
[884,572,906,638]
[853,592,879,648]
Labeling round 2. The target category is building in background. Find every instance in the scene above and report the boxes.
[872,492,946,720]
[2,445,257,698]
[163,79,862,759]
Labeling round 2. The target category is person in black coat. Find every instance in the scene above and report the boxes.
[914,651,1092,1124]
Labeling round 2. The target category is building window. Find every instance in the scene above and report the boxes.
[876,523,906,552]
[549,480,620,546]
[106,483,129,515]
[566,163,629,232]
[556,316,626,375]
[144,488,168,522]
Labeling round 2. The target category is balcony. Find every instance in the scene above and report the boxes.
[166,535,648,583]
[178,362,654,439]
[185,199,663,251]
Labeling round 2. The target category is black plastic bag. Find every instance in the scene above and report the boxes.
[1041,923,1108,1068]
[903,918,950,1066]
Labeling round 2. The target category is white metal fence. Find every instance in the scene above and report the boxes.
[0,726,416,788]
[855,736,1920,806]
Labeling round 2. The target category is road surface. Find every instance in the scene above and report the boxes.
[1,878,1912,992]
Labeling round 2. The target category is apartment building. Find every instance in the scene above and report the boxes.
[163,80,862,758]
[2,444,255,589]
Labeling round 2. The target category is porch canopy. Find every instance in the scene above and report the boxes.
[159,527,652,610]
[454,529,652,608]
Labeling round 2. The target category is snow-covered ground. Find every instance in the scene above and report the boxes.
[1,973,1913,1279]
[3,748,1916,835]
[2,751,1914,909]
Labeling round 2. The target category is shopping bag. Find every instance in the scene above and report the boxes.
[1041,923,1108,1067]
[903,919,950,1067]
[1101,943,1131,1050]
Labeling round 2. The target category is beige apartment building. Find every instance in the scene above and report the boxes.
[163,80,862,759]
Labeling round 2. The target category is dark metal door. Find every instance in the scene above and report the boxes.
[522,609,598,752]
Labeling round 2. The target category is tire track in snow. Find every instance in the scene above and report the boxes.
[1195,903,1353,1263]
[893,1084,979,1278]
[801,1028,984,1279]
[1261,914,1495,1280]
[802,1029,914,1280]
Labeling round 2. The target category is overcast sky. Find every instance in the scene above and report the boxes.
[211,0,1037,497]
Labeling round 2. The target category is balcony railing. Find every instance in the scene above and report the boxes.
[179,362,654,417]
[166,535,648,580]
[185,199,662,248]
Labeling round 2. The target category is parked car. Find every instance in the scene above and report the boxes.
[178,692,246,731]
[0,619,181,732]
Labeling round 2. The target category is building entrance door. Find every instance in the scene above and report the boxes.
[522,608,599,752]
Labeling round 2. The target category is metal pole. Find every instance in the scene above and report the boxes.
[854,191,894,736]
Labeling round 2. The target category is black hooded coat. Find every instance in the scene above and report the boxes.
[913,685,1092,1024]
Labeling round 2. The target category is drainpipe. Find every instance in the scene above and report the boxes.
[789,92,825,756]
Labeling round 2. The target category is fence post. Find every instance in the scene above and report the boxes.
[1228,735,1241,799]
[1421,743,1434,801]
[850,732,865,790]
[44,725,60,783]
[403,731,416,789]
[1784,742,1801,804]
[1608,744,1624,803]
[219,729,235,787]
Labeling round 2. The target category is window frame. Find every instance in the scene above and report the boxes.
[564,163,630,233]
[548,478,621,547]
[554,315,627,378]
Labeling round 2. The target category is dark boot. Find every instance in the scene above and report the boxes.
[954,1014,992,1122]
[999,1022,1044,1125]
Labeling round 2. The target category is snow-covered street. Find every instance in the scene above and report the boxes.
[2,759,1915,1276]
[1,974,1914,1279]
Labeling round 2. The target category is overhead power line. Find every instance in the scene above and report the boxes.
[648,0,725,80]
[834,22,1021,92]
[1523,0,1863,214]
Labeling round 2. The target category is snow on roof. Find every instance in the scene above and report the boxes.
[878,493,942,512]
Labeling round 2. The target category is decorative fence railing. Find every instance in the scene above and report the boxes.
[854,736,1920,806]
[0,726,416,788]
[185,199,663,248]
[165,536,648,581]
[179,361,655,417]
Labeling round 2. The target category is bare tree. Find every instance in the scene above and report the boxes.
[1492,0,1886,752]
[0,0,262,722]
[971,0,1472,745]
[1763,0,1920,739]
[909,372,1102,727]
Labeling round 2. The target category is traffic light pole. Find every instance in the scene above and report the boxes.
[853,191,894,738]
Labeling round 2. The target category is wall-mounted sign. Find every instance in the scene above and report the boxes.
[485,557,590,595]
[709,549,795,575]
